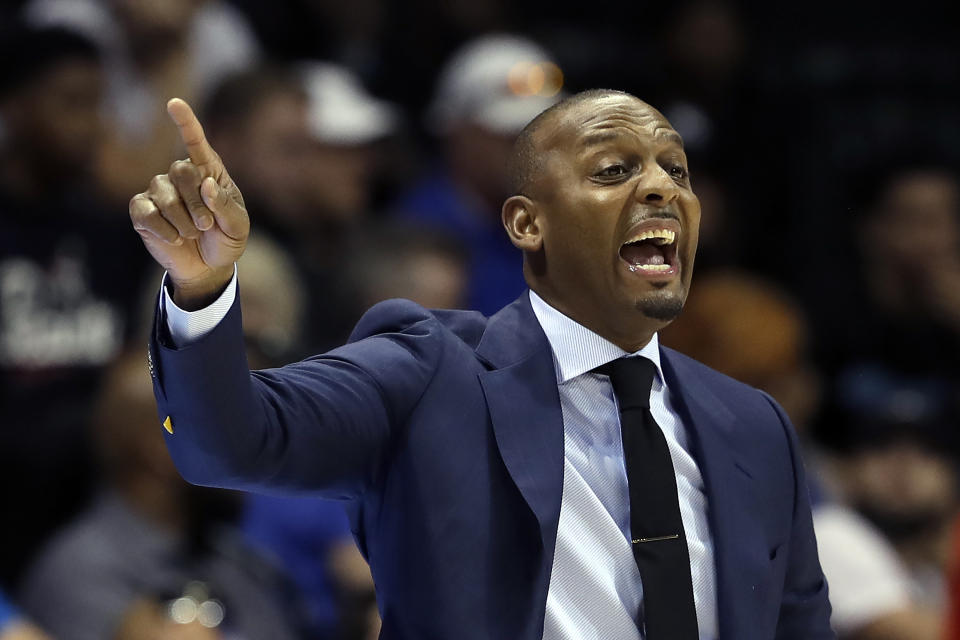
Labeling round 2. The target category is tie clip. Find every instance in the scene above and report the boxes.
[632,534,679,544]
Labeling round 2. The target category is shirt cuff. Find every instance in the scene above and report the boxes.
[160,265,238,347]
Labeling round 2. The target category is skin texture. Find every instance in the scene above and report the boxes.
[502,92,700,352]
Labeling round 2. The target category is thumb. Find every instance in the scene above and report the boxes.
[201,176,248,240]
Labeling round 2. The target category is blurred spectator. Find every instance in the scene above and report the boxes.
[24,0,260,204]
[235,234,308,369]
[0,591,50,640]
[0,24,151,588]
[813,161,960,393]
[18,349,302,640]
[204,62,396,350]
[661,270,943,639]
[825,369,958,610]
[345,223,469,312]
[390,33,561,315]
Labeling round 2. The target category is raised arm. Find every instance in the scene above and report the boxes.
[131,101,445,498]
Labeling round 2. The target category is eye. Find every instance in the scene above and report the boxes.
[668,164,689,180]
[595,164,630,180]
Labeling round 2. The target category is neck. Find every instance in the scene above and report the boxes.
[530,284,658,353]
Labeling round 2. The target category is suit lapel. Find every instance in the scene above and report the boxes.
[661,348,772,640]
[476,294,565,559]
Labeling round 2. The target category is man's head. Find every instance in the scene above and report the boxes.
[205,63,394,230]
[503,90,700,351]
[297,62,396,223]
[0,25,103,183]
[859,166,960,277]
[204,66,313,225]
[429,34,563,213]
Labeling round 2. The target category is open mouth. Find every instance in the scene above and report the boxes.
[619,225,680,276]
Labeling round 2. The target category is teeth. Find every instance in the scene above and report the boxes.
[630,263,672,272]
[626,229,676,245]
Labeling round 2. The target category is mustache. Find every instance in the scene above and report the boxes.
[626,210,681,228]
[643,211,680,222]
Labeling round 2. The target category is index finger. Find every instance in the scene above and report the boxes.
[167,98,218,166]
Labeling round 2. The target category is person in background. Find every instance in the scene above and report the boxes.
[825,370,957,622]
[390,34,562,315]
[661,269,943,639]
[18,349,303,640]
[813,160,960,396]
[203,62,396,350]
[0,23,151,590]
[23,0,259,205]
[345,223,469,313]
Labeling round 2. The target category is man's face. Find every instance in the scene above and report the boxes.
[301,143,376,222]
[528,94,700,346]
[225,92,314,223]
[4,59,103,178]
[865,171,960,272]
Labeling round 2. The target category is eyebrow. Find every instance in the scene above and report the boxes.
[578,129,685,150]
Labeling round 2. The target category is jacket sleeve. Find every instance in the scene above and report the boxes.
[761,392,836,639]
[148,293,445,499]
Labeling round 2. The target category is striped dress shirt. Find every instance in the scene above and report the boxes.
[529,290,717,640]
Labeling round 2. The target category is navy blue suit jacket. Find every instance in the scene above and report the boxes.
[149,291,833,639]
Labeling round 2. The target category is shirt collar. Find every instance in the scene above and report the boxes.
[528,290,664,386]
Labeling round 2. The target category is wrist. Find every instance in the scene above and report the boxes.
[171,265,234,311]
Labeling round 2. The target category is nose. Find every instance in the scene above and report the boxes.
[634,164,680,206]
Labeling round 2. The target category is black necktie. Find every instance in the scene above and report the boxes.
[596,356,699,639]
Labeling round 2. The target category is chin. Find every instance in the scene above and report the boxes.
[634,287,686,323]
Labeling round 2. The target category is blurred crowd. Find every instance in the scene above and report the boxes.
[0,0,958,638]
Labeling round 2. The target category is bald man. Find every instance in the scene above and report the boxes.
[131,90,833,639]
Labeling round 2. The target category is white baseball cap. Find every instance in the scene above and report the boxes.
[428,34,564,136]
[300,62,397,145]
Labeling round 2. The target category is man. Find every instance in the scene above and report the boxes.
[129,90,833,638]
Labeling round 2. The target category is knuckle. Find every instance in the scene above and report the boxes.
[155,191,179,210]
[148,174,166,190]
[129,195,155,218]
[169,160,198,182]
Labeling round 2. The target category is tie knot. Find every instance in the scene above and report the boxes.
[595,357,656,410]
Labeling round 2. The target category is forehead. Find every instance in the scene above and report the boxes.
[545,94,682,151]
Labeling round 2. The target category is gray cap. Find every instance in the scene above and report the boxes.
[300,62,397,145]
[428,34,564,136]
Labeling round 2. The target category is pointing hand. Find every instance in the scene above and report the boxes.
[129,99,249,309]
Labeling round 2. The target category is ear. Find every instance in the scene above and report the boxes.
[502,195,543,252]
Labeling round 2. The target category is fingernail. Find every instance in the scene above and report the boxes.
[172,235,184,245]
[197,215,213,230]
